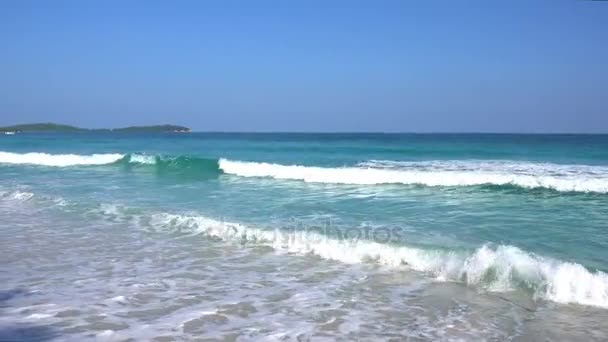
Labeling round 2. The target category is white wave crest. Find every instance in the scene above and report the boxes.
[0,151,124,167]
[148,212,608,308]
[128,154,157,164]
[218,159,608,193]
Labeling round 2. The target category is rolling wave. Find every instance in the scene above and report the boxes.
[3,151,608,193]
[219,159,608,193]
[119,154,221,177]
[0,151,221,176]
[146,212,608,308]
[5,188,608,309]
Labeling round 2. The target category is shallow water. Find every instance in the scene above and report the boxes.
[1,133,608,341]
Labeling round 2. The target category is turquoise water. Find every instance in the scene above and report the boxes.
[1,132,608,340]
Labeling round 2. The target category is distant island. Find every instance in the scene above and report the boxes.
[0,123,190,133]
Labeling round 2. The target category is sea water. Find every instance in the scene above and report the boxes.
[1,132,607,341]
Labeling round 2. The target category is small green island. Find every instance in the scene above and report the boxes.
[0,123,191,133]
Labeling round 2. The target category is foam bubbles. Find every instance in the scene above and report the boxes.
[219,158,608,193]
[128,154,157,164]
[149,212,608,308]
[0,190,35,201]
[0,151,124,167]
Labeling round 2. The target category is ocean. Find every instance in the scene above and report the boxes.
[1,132,607,341]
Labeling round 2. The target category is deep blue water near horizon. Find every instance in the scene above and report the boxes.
[1,132,608,340]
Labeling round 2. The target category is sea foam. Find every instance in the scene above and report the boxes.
[0,151,124,167]
[127,154,157,164]
[0,190,35,201]
[219,158,608,193]
[148,212,608,308]
[4,150,608,193]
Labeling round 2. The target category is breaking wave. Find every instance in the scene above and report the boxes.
[4,188,608,309]
[0,151,222,177]
[0,151,124,166]
[3,151,608,193]
[118,154,222,177]
[146,212,608,308]
[219,159,608,193]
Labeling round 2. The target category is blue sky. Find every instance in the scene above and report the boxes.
[0,0,606,132]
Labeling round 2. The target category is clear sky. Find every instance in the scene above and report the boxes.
[0,0,606,133]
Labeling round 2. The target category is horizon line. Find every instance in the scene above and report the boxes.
[10,130,608,135]
[2,122,607,135]
[187,130,608,135]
